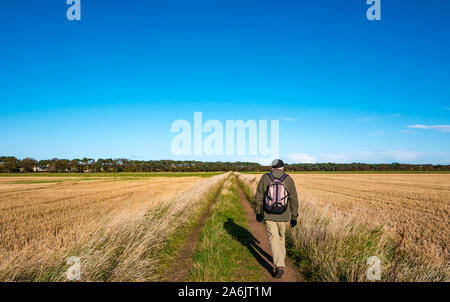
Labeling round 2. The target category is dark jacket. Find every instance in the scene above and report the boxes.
[254,170,299,222]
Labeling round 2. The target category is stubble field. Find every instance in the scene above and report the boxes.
[1,172,448,281]
[237,173,450,281]
[0,174,227,281]
[290,174,449,255]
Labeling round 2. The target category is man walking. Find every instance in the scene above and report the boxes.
[254,159,299,279]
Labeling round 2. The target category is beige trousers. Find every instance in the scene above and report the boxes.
[265,220,289,268]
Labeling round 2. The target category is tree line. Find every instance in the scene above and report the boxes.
[1,156,449,173]
[0,157,261,173]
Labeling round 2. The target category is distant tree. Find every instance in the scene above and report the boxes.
[48,158,58,172]
[0,156,19,172]
[70,159,81,172]
[21,158,38,172]
[56,159,70,172]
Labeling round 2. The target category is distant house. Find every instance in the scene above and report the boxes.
[34,165,48,172]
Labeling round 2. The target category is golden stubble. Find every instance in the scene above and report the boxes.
[0,174,229,281]
[237,173,449,281]
[289,174,449,259]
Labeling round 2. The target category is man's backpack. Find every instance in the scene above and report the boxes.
[263,172,289,214]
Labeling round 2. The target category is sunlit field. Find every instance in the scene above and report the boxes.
[237,173,450,281]
[2,172,448,281]
[0,173,227,281]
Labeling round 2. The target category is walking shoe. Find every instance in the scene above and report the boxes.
[274,267,284,279]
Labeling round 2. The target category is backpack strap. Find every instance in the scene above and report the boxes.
[279,173,290,197]
[267,172,275,181]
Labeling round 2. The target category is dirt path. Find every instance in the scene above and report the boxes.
[165,191,219,282]
[166,177,302,282]
[236,180,303,282]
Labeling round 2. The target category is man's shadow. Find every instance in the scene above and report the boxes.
[223,218,274,276]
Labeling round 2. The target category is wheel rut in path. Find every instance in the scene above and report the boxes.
[165,187,220,281]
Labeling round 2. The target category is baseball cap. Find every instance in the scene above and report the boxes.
[271,159,285,168]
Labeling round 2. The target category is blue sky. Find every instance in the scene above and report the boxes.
[1,0,449,164]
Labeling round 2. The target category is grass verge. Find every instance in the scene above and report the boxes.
[156,179,225,281]
[188,177,268,281]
